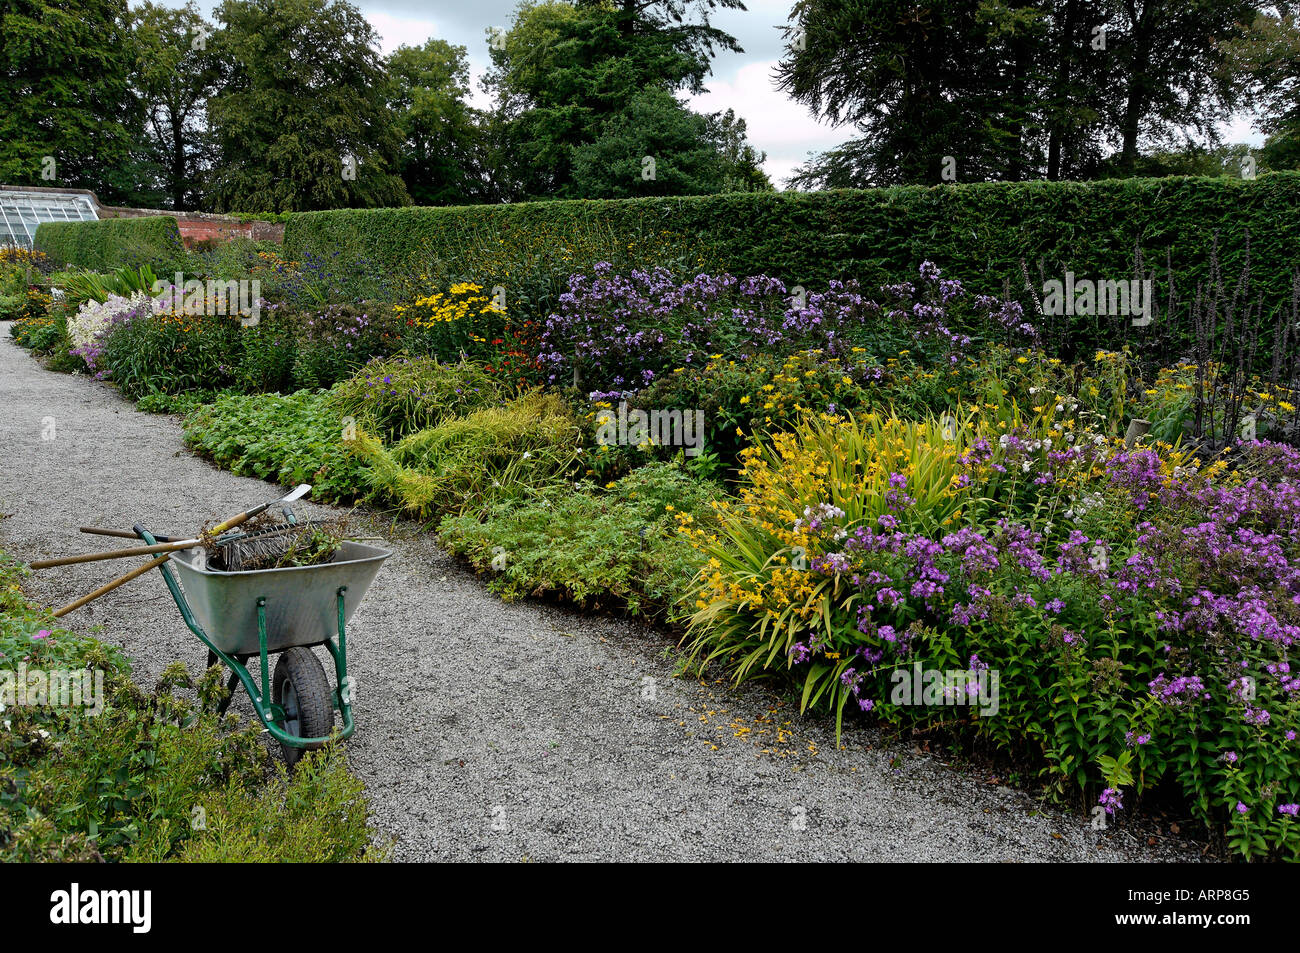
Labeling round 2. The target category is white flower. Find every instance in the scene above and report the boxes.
[1042,438,1052,451]
[521,451,532,459]
[1055,403,1064,412]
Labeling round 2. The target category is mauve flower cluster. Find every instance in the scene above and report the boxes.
[538,261,1039,390]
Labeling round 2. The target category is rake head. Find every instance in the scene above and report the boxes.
[206,520,345,572]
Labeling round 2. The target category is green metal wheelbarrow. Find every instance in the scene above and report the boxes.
[137,524,391,765]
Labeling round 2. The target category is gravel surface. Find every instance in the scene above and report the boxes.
[0,330,1209,862]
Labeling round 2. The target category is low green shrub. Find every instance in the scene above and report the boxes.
[0,293,23,320]
[356,391,584,517]
[183,390,370,504]
[331,355,512,444]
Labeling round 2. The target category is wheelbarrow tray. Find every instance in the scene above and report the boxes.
[167,541,391,655]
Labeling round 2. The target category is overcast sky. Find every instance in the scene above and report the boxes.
[159,0,1262,188]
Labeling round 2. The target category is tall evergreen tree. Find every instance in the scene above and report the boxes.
[485,0,761,198]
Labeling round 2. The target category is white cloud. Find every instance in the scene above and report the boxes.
[368,11,442,56]
[687,59,853,188]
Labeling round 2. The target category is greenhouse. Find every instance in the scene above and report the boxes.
[0,187,98,248]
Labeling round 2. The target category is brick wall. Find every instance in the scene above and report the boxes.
[97,204,285,246]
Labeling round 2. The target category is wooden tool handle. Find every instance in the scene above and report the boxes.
[53,554,172,618]
[80,526,175,542]
[31,541,192,568]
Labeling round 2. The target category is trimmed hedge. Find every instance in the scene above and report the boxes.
[284,173,1300,352]
[35,216,185,272]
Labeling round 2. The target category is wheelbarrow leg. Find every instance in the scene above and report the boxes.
[216,666,242,715]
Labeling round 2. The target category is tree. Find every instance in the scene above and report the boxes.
[1102,0,1255,174]
[206,0,409,212]
[1226,3,1300,170]
[779,0,1257,187]
[0,0,147,202]
[706,109,773,191]
[128,1,221,210]
[387,40,487,205]
[571,87,728,196]
[778,0,1052,185]
[485,0,761,198]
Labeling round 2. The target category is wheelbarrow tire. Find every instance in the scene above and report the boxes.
[272,647,334,768]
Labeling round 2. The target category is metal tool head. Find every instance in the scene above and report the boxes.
[282,484,312,504]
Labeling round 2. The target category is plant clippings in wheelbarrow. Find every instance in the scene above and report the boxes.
[205,517,352,572]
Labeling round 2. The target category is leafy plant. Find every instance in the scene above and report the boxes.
[183,390,371,504]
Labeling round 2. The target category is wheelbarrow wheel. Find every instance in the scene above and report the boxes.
[272,647,334,768]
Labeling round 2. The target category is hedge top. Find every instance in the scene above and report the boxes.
[281,173,1300,310]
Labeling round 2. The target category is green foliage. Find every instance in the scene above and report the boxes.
[101,311,243,399]
[386,39,487,206]
[0,294,25,321]
[127,1,222,210]
[183,389,369,504]
[0,0,147,202]
[59,264,159,306]
[291,302,406,388]
[206,0,410,212]
[132,746,383,862]
[780,0,1251,184]
[484,0,747,199]
[10,313,67,355]
[438,462,719,618]
[35,216,185,273]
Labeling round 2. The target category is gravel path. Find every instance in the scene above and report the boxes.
[0,330,1207,862]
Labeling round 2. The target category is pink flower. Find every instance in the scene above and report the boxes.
[33,630,49,640]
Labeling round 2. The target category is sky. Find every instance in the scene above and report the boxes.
[158,0,1262,188]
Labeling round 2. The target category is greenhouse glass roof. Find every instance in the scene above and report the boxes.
[0,188,98,248]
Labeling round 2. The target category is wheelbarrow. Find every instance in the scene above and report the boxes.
[137,524,391,765]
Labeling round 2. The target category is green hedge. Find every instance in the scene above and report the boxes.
[284,172,1300,349]
[35,215,185,272]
